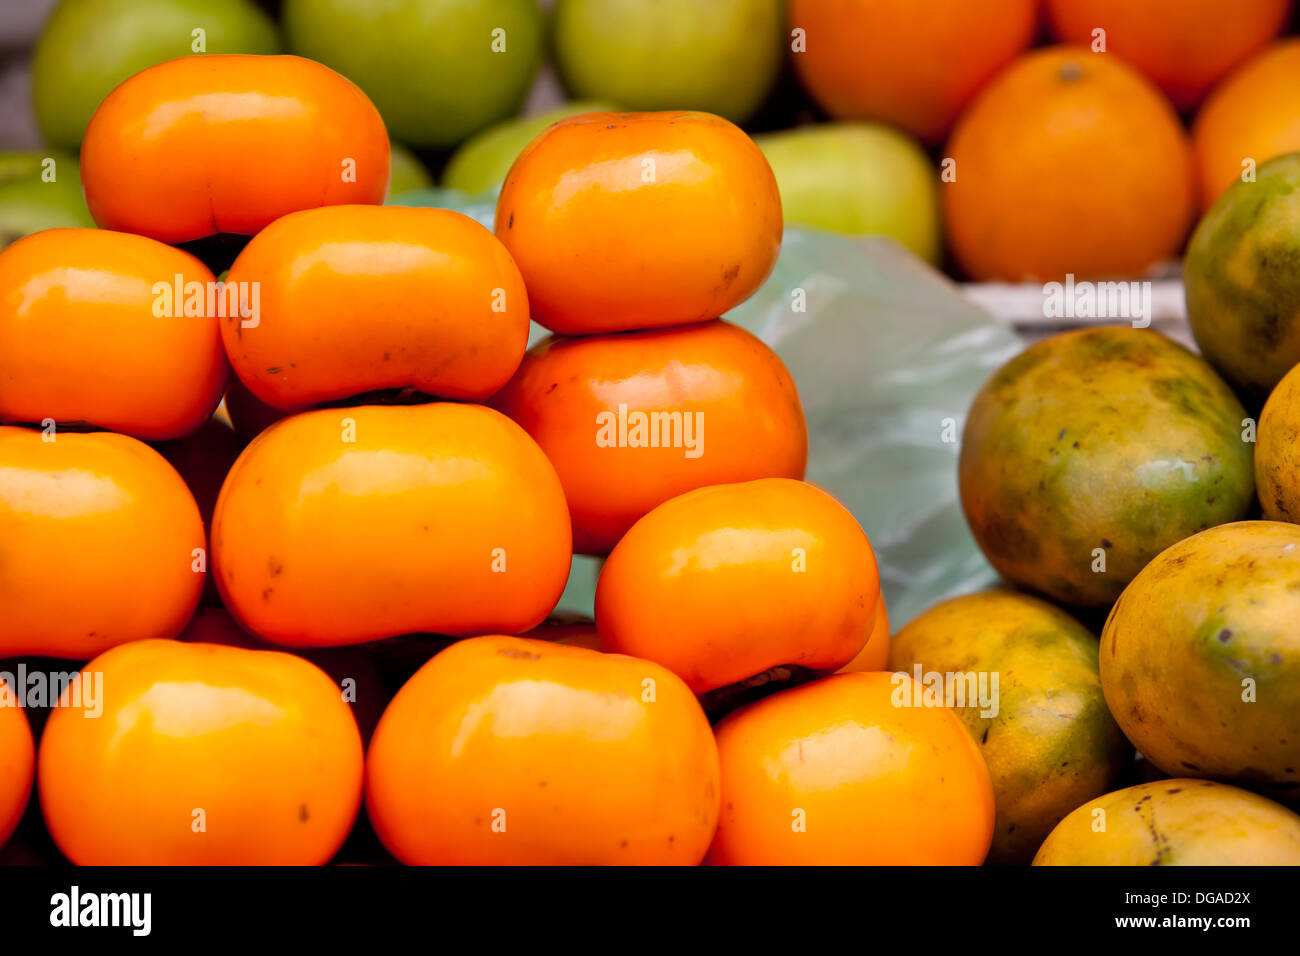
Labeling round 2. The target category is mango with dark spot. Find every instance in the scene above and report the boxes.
[890,589,1130,864]
[1185,152,1300,400]
[1033,779,1300,865]
[1100,521,1300,797]
[960,326,1254,607]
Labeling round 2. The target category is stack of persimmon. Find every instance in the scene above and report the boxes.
[0,53,993,867]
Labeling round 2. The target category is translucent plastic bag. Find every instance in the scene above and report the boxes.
[393,189,1023,627]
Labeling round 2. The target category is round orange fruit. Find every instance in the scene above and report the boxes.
[496,110,781,334]
[81,54,389,243]
[0,683,34,848]
[224,205,529,412]
[39,639,363,864]
[492,319,808,555]
[707,671,995,865]
[596,478,879,695]
[366,635,719,865]
[944,45,1195,281]
[0,425,204,659]
[212,402,571,647]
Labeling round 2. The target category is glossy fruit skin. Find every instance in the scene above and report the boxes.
[755,122,940,264]
[39,639,363,864]
[283,0,543,149]
[707,672,995,865]
[1193,39,1300,211]
[788,0,1037,145]
[552,0,783,125]
[596,478,879,694]
[0,228,227,440]
[1184,152,1300,399]
[944,45,1195,282]
[837,591,889,672]
[1046,0,1289,111]
[0,683,34,847]
[212,403,571,647]
[496,111,782,334]
[32,0,280,152]
[890,589,1130,865]
[1259,361,1300,517]
[1033,780,1300,865]
[960,327,1254,607]
[367,635,718,864]
[1100,521,1300,797]
[0,426,204,659]
[492,320,808,554]
[224,205,528,412]
[81,54,389,243]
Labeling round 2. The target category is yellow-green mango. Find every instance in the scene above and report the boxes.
[960,326,1254,607]
[889,589,1130,864]
[1033,779,1300,865]
[1100,520,1300,797]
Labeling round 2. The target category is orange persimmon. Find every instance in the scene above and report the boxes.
[708,671,996,865]
[596,478,880,695]
[0,683,34,848]
[38,639,363,864]
[224,205,529,411]
[839,592,890,672]
[0,228,227,440]
[492,320,807,554]
[496,110,781,334]
[212,402,571,647]
[0,426,204,659]
[81,54,389,243]
[365,635,719,865]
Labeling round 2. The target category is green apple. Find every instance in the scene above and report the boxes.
[552,0,783,125]
[284,0,544,148]
[755,123,942,265]
[0,151,95,248]
[387,144,435,199]
[441,100,615,196]
[32,0,280,152]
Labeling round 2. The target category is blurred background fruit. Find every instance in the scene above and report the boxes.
[32,0,280,151]
[386,144,434,199]
[755,121,940,264]
[1046,0,1290,111]
[441,99,613,195]
[283,0,544,147]
[945,46,1194,281]
[1193,38,1300,211]
[0,149,91,246]
[788,0,1037,144]
[551,0,783,125]
[1184,152,1300,399]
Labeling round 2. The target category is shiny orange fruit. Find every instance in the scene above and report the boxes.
[224,205,529,412]
[496,110,781,334]
[838,592,890,672]
[1193,39,1300,211]
[0,426,204,659]
[213,402,571,647]
[708,671,995,865]
[492,320,807,555]
[366,635,719,865]
[944,45,1195,281]
[788,0,1038,144]
[39,639,363,864]
[0,228,227,440]
[0,683,34,848]
[596,478,880,695]
[81,54,389,243]
[1047,0,1290,111]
